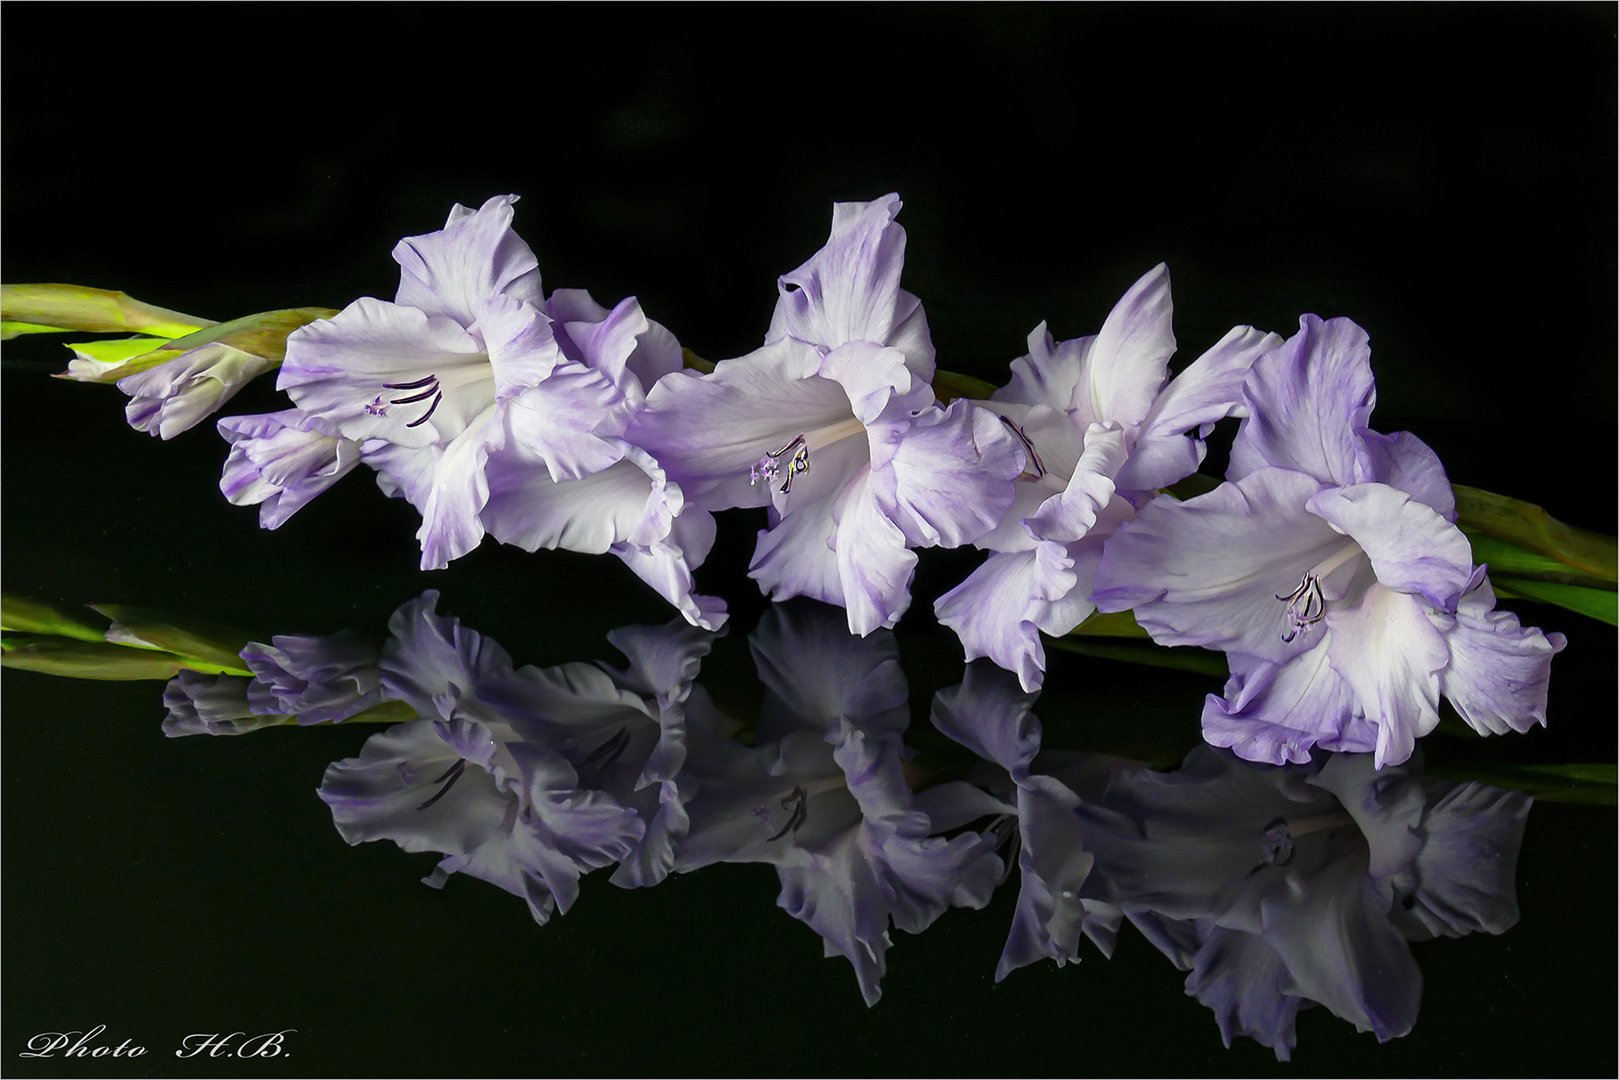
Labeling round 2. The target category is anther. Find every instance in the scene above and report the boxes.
[750,435,810,494]
[417,757,468,811]
[998,416,1046,480]
[1276,573,1327,642]
[381,374,444,429]
[767,785,809,841]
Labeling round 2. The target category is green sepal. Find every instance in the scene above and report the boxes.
[1489,578,1619,626]
[0,284,213,340]
[1046,635,1227,677]
[1,635,192,680]
[89,605,255,676]
[931,369,998,403]
[1,594,113,643]
[681,347,715,374]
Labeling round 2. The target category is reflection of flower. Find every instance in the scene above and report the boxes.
[1094,316,1565,767]
[629,196,1022,634]
[936,265,1279,690]
[317,592,716,922]
[161,671,291,737]
[1074,745,1532,1059]
[930,663,1135,980]
[676,601,1006,1004]
[279,196,721,628]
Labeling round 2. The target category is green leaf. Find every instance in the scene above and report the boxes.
[1046,635,1227,677]
[89,604,255,675]
[1423,761,1617,806]
[1488,578,1618,625]
[1,635,190,680]
[1454,484,1617,584]
[1,594,112,643]
[1066,609,1151,638]
[931,369,998,403]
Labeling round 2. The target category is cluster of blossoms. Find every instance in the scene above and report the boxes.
[131,192,1563,770]
[164,595,1533,1057]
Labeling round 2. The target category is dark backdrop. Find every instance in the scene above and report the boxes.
[3,5,1614,1076]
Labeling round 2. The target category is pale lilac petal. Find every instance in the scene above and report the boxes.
[1440,579,1566,736]
[392,194,544,326]
[545,291,652,406]
[997,323,1094,415]
[873,398,1023,549]
[362,439,439,511]
[1230,315,1376,486]
[609,778,691,888]
[766,193,935,381]
[474,292,566,400]
[487,362,625,483]
[934,544,1076,693]
[1355,428,1457,521]
[481,438,667,555]
[1325,584,1450,769]
[972,475,1054,554]
[610,509,728,633]
[817,340,932,426]
[831,471,919,635]
[1082,262,1176,431]
[1093,466,1350,665]
[1201,646,1366,766]
[1305,482,1474,611]
[747,436,870,609]
[627,337,844,510]
[278,298,492,448]
[1024,423,1126,544]
[1116,324,1282,493]
[415,415,502,570]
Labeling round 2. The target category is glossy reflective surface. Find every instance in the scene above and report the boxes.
[4,7,1614,1076]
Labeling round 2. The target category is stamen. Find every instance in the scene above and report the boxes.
[750,435,811,494]
[404,392,443,428]
[998,416,1046,481]
[377,374,444,429]
[1276,574,1327,643]
[382,375,439,391]
[1245,815,1296,876]
[767,785,809,841]
[416,758,468,811]
[580,726,631,773]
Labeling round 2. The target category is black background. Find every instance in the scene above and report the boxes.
[3,5,1614,1076]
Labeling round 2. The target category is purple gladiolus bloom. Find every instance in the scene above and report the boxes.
[217,409,363,529]
[627,195,1023,635]
[1075,746,1531,1059]
[935,264,1281,690]
[1093,315,1566,768]
[930,663,1139,981]
[675,601,1007,1005]
[317,592,719,921]
[278,195,723,629]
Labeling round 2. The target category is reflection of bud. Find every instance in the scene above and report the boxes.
[109,307,338,438]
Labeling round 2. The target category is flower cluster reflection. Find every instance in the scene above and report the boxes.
[165,596,1530,1058]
